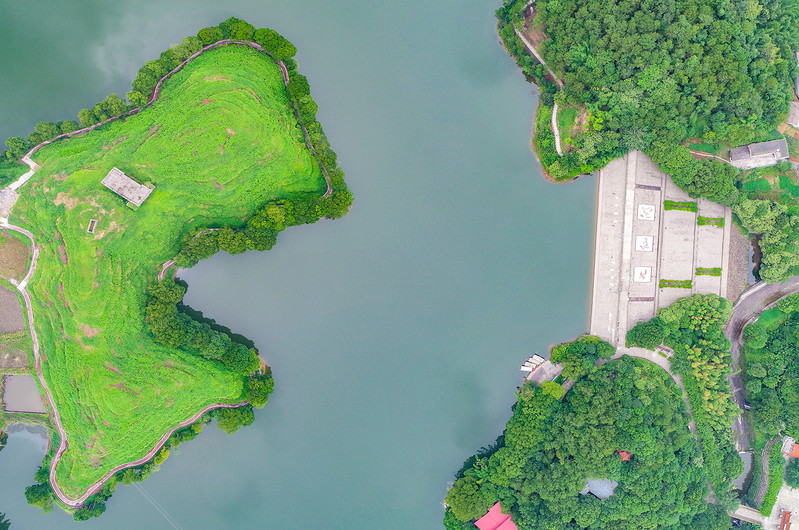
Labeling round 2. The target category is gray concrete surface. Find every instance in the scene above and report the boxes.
[589,150,731,348]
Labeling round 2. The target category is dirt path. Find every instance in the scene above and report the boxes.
[688,149,730,164]
[513,27,564,159]
[513,28,563,88]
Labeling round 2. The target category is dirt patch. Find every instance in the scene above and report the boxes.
[104,362,121,374]
[80,325,102,338]
[727,225,751,304]
[53,192,79,210]
[0,287,25,334]
[212,179,224,189]
[0,232,29,281]
[110,382,140,395]
[202,98,212,105]
[576,107,589,133]
[94,220,121,240]
[219,145,224,155]
[204,75,229,81]
[102,136,128,150]
[57,243,69,264]
[226,128,236,135]
[147,124,161,136]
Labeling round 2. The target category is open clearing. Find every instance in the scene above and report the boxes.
[11,45,325,497]
[0,230,30,281]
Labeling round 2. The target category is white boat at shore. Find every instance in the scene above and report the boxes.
[520,354,545,372]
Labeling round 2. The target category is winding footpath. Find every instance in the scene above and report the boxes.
[513,28,564,157]
[0,38,332,509]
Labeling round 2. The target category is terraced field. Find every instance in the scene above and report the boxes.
[10,44,325,497]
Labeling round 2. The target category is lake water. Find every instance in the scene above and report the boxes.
[0,1,595,528]
[2,375,46,414]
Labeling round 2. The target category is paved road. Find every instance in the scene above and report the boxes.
[724,277,799,451]
[551,102,563,156]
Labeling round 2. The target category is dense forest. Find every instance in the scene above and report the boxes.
[497,0,798,179]
[628,294,742,509]
[742,293,799,438]
[497,0,799,282]
[444,352,730,529]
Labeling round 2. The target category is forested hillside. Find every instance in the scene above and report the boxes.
[498,0,798,180]
[444,355,730,529]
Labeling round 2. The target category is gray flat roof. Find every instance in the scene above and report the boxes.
[749,138,788,158]
[729,146,750,161]
[100,167,153,207]
[729,138,789,161]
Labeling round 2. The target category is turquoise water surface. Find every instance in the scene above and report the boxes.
[0,1,595,527]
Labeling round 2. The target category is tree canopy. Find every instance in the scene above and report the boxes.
[743,295,799,438]
[632,294,741,509]
[496,0,798,180]
[445,356,726,529]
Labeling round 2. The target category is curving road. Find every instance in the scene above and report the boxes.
[724,276,799,452]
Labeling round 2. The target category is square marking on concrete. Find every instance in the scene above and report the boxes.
[637,204,655,220]
[633,266,652,283]
[635,235,654,252]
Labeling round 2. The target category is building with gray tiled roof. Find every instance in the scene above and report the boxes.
[729,138,789,169]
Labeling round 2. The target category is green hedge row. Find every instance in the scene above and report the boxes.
[698,216,725,227]
[664,200,698,212]
[659,279,692,288]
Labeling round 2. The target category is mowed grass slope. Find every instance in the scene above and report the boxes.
[11,45,325,496]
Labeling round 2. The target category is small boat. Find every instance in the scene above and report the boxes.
[520,353,545,372]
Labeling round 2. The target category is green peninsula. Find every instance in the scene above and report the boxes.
[2,17,350,518]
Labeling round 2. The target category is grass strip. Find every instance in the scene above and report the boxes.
[696,268,722,276]
[659,279,693,288]
[664,200,698,212]
[697,216,725,226]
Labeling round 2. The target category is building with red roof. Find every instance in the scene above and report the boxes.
[475,502,517,530]
[616,449,633,462]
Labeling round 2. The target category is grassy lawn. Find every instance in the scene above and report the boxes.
[10,45,324,497]
[0,160,28,188]
[687,142,720,156]
[757,307,789,331]
[556,105,578,143]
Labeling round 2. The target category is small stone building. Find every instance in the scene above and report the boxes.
[729,138,789,169]
[100,167,153,206]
